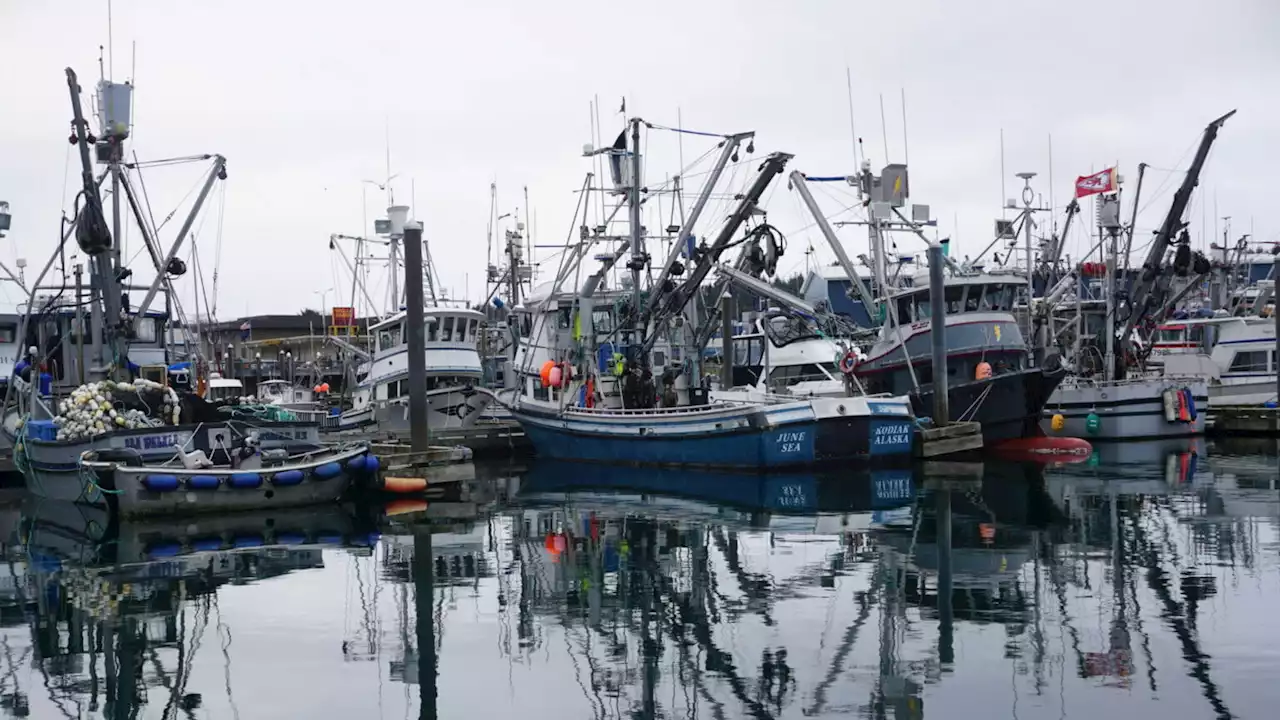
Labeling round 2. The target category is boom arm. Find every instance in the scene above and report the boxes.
[1118,110,1235,355]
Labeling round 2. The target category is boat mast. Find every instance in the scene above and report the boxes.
[625,117,647,353]
[65,67,128,379]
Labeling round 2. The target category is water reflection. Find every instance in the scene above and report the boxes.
[0,440,1274,718]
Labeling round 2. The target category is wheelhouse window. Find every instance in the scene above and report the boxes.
[965,285,984,312]
[945,285,965,314]
[426,318,438,342]
[0,324,17,344]
[1228,350,1269,373]
[378,323,403,352]
[767,363,833,388]
[136,317,159,343]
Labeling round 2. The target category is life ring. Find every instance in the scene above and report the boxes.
[837,350,859,375]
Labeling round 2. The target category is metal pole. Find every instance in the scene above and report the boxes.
[74,263,85,384]
[133,155,225,323]
[1024,211,1036,366]
[628,118,645,349]
[88,257,105,375]
[720,295,734,389]
[927,243,949,426]
[403,221,430,451]
[1104,229,1117,381]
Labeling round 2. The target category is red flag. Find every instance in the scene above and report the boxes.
[1075,168,1117,198]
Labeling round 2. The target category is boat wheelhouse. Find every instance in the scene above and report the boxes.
[719,309,847,400]
[339,306,494,431]
[853,271,1064,444]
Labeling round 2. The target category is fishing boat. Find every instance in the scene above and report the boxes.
[2,63,329,490]
[330,204,497,434]
[1034,111,1233,438]
[785,166,1063,447]
[74,435,378,517]
[338,306,496,432]
[852,270,1066,444]
[503,116,917,469]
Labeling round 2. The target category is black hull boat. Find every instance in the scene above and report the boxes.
[910,365,1066,446]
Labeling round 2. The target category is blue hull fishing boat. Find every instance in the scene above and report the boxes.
[500,115,918,469]
[510,395,914,469]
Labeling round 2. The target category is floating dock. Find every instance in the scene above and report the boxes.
[1208,406,1280,436]
[916,421,984,458]
[323,420,531,458]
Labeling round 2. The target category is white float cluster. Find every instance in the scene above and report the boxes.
[51,379,182,442]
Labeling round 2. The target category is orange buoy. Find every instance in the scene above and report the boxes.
[975,361,993,380]
[319,382,331,393]
[548,364,563,388]
[540,360,555,387]
[384,498,428,516]
[585,376,595,407]
[382,475,428,494]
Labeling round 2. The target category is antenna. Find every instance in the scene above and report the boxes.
[899,88,909,170]
[999,129,1007,220]
[384,116,393,205]
[523,185,533,264]
[107,0,114,79]
[845,66,858,169]
[1047,134,1056,234]
[878,93,890,162]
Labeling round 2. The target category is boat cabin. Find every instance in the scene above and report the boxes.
[855,274,1029,396]
[205,373,244,402]
[357,307,485,405]
[729,310,842,393]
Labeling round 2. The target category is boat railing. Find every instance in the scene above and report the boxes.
[562,401,749,418]
[1061,374,1207,389]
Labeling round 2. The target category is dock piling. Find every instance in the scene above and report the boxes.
[927,243,949,425]
[403,221,430,452]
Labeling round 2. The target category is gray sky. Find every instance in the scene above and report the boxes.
[2,0,1277,318]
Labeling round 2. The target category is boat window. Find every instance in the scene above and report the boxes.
[0,324,15,344]
[945,285,965,314]
[1229,350,1269,373]
[895,298,912,323]
[652,350,666,367]
[732,337,764,366]
[468,319,478,342]
[913,296,931,323]
[379,323,403,352]
[592,309,614,334]
[136,317,158,343]
[768,363,831,388]
[762,312,821,347]
[426,318,438,342]
[1189,326,1205,343]
[965,285,984,312]
[1156,327,1183,343]
[441,317,455,342]
[557,308,573,329]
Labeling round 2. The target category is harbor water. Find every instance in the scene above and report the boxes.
[1,439,1277,719]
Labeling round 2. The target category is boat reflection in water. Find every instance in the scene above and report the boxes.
[0,440,1276,719]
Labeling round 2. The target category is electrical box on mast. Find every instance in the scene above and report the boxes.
[94,80,132,164]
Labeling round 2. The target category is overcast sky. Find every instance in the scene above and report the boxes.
[1,0,1276,320]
